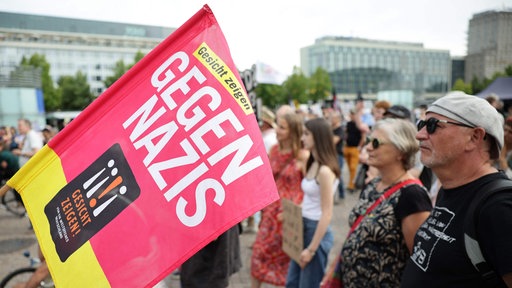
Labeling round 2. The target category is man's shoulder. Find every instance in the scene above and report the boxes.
[470,173,512,204]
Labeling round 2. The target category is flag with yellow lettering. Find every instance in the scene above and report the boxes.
[8,5,279,287]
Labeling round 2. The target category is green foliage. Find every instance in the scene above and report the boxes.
[471,76,495,95]
[21,53,60,111]
[133,51,145,64]
[282,67,309,104]
[58,71,95,110]
[255,84,286,108]
[104,51,145,88]
[505,65,512,76]
[452,78,472,94]
[308,67,332,102]
[104,60,127,88]
[453,65,512,95]
[252,66,333,107]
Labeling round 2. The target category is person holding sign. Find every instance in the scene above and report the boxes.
[322,118,432,287]
[251,111,309,287]
[286,117,340,287]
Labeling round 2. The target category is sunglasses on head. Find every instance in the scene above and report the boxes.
[365,137,388,149]
[417,117,474,134]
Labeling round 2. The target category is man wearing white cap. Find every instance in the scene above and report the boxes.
[401,92,512,287]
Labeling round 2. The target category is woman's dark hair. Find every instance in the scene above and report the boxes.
[304,118,341,178]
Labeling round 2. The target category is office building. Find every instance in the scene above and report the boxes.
[465,9,512,82]
[300,36,451,101]
[451,56,465,86]
[0,11,175,95]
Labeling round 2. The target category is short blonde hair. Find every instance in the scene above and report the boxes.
[373,118,419,170]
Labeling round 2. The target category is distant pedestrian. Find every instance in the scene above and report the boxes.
[328,109,346,200]
[180,224,241,288]
[343,108,369,192]
[12,119,43,167]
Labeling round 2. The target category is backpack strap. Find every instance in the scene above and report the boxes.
[463,176,512,284]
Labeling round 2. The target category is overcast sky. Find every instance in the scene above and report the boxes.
[1,0,510,75]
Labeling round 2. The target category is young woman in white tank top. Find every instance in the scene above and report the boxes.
[286,117,341,288]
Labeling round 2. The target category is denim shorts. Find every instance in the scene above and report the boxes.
[286,217,334,288]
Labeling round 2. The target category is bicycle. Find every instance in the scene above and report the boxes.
[0,251,53,288]
[0,181,26,218]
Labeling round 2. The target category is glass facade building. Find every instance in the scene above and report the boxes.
[0,12,175,95]
[451,57,465,86]
[300,36,451,98]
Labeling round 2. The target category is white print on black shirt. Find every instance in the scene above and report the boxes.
[411,207,456,271]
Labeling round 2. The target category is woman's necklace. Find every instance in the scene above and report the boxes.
[377,171,408,192]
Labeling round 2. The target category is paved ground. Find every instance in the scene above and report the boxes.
[0,206,40,284]
[0,171,358,288]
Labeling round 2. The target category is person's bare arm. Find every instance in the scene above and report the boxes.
[332,134,341,145]
[298,165,335,268]
[402,211,430,253]
[13,262,49,288]
[354,110,370,134]
[502,273,512,287]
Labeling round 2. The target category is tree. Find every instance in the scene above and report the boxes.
[308,67,332,102]
[58,71,95,110]
[505,65,512,76]
[255,84,286,108]
[104,59,128,88]
[282,67,309,104]
[451,65,512,95]
[21,54,60,111]
[132,51,145,66]
[452,78,472,94]
[104,51,145,88]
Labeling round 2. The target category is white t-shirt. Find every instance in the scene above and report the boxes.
[19,130,44,167]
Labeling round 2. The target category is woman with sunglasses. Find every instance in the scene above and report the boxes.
[322,118,432,287]
[286,117,340,288]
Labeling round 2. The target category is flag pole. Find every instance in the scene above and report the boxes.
[0,184,11,197]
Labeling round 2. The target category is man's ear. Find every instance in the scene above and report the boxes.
[472,127,487,142]
[471,127,491,154]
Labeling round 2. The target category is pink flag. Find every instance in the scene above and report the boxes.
[8,5,279,287]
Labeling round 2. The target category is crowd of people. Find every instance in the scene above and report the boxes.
[0,120,57,185]
[3,90,512,288]
[244,91,512,288]
[0,120,57,288]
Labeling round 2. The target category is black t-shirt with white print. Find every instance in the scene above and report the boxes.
[401,172,512,288]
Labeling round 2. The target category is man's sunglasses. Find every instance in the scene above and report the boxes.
[365,137,388,149]
[417,117,474,134]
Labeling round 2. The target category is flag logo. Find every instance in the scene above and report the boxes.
[45,143,140,262]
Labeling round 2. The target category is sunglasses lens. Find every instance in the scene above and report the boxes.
[372,138,379,149]
[426,118,438,134]
[366,137,381,149]
[418,119,438,134]
[417,120,426,131]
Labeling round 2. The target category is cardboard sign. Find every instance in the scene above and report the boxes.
[282,198,303,264]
